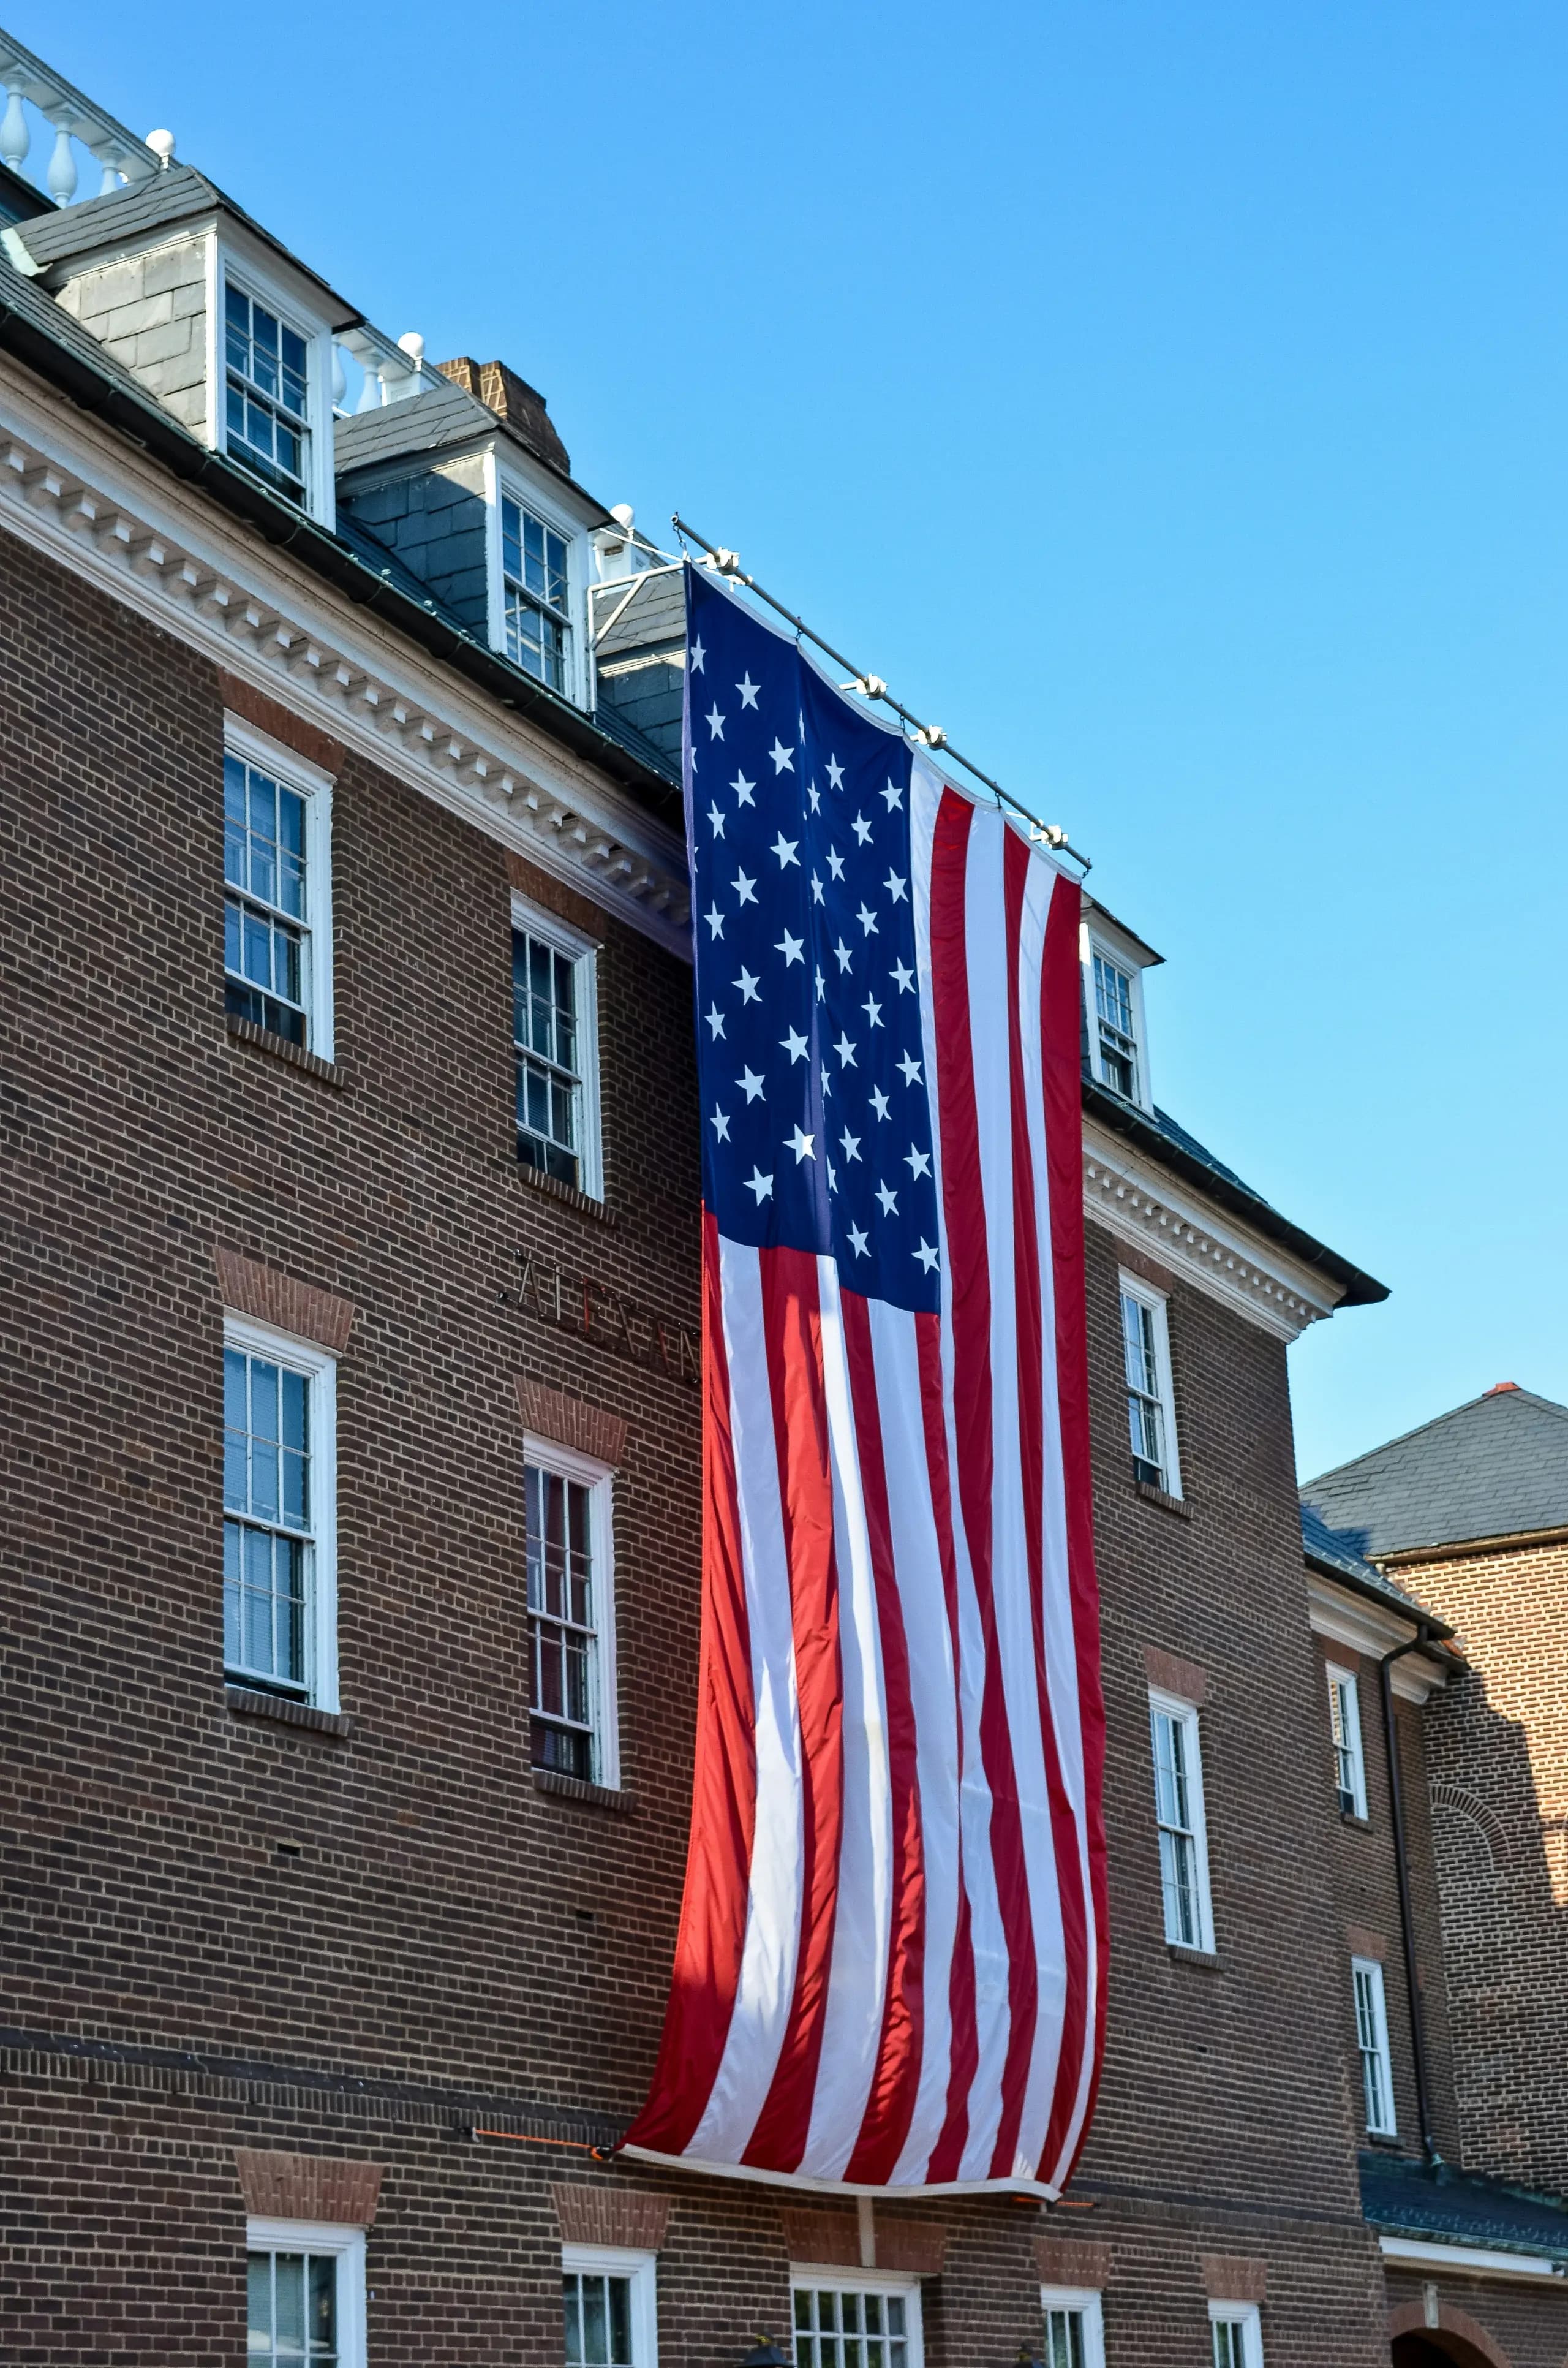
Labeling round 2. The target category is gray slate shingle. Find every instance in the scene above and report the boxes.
[1304,1386,1568,1557]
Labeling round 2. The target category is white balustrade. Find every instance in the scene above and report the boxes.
[0,26,159,208]
[333,324,432,417]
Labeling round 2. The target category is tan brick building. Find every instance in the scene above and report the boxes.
[3,26,1565,2368]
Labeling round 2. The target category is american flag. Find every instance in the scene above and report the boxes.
[625,565,1106,2196]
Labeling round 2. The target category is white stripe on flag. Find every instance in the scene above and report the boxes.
[799,1255,894,2179]
[685,1239,804,2163]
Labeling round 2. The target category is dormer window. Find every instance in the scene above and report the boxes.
[224,282,311,508]
[1093,950,1139,1100]
[502,493,571,691]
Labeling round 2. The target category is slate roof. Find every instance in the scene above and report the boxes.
[1298,1501,1452,1635]
[591,566,686,660]
[333,376,498,474]
[1361,2150,1568,2263]
[1304,1386,1568,1558]
[9,164,360,328]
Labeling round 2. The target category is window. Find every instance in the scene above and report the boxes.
[1327,1664,1368,1818]
[502,491,572,690]
[224,721,333,1057]
[1038,2287,1105,2368]
[1092,948,1139,1099]
[246,2220,365,2368]
[1120,1276,1180,1497]
[1354,1956,1396,2136]
[512,896,601,1195]
[562,2244,657,2368]
[526,1439,617,1787]
[224,1315,337,1709]
[225,281,311,507]
[1149,1690,1214,1952]
[792,2276,921,2368]
[1209,2303,1263,2368]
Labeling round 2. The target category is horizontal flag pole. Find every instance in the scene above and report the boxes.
[670,515,1092,875]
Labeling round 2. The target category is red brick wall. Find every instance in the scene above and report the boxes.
[1,521,1545,2364]
[1403,1538,1568,2195]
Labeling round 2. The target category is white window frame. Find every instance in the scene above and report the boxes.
[1148,1687,1215,1954]
[246,2217,366,2368]
[1327,1662,1368,1819]
[223,1312,339,1714]
[562,2241,658,2368]
[209,243,336,525]
[1038,2284,1106,2368]
[790,2266,924,2368]
[1208,2300,1264,2368]
[523,1432,619,1790]
[488,455,587,707]
[224,713,335,1062]
[1354,1954,1398,2137]
[511,888,603,1199]
[1118,1272,1182,1499]
[1080,924,1152,1111]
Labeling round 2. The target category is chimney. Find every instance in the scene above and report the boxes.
[435,356,570,476]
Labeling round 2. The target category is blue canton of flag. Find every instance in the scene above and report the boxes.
[687,566,940,1313]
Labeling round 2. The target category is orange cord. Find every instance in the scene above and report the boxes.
[470,2128,620,2159]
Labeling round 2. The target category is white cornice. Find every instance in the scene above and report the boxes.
[1082,1114,1342,1339]
[0,354,692,958]
[1306,1572,1450,1701]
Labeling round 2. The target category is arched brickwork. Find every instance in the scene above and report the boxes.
[1388,2297,1513,2368]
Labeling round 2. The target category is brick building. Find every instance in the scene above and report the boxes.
[3,27,1564,2367]
[1306,1385,1568,2355]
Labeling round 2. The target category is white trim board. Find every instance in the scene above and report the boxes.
[1378,2234,1559,2283]
[0,355,691,956]
[1306,1574,1450,1703]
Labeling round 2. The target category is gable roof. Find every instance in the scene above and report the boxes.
[1298,1501,1451,1633]
[1304,1385,1568,1559]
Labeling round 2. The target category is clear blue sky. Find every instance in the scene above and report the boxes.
[26,1,1568,1478]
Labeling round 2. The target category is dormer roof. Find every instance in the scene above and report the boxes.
[6,162,360,330]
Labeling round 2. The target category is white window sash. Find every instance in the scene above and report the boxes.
[524,1432,618,1789]
[1148,1688,1215,1953]
[246,2218,365,2368]
[1079,924,1152,1111]
[1353,1955,1397,2136]
[790,2270,924,2368]
[492,463,586,706]
[223,713,335,1062]
[1327,1664,1368,1818]
[1208,2300,1264,2368]
[211,244,336,525]
[510,889,602,1198]
[562,2242,658,2368]
[1118,1274,1181,1499]
[223,1312,339,1713]
[1038,2285,1106,2368]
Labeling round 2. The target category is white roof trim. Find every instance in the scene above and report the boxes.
[1378,2234,1561,2282]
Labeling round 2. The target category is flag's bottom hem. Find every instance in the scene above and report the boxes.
[618,2143,1061,2202]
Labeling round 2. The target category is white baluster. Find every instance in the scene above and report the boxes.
[331,346,347,410]
[0,86,29,174]
[46,115,78,206]
[355,366,383,413]
[97,148,126,197]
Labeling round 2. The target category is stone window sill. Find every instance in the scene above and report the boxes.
[532,1766,633,1814]
[1341,1809,1372,1831]
[1136,1479,1190,1519]
[227,1683,352,1738]
[226,1014,341,1086]
[1167,1943,1219,1970]
[513,1158,616,1225]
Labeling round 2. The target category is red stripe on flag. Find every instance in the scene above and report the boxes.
[841,1287,927,2185]
[742,1245,845,2172]
[1003,835,1090,2180]
[927,788,1038,2184]
[1040,871,1109,2188]
[624,1208,757,2157]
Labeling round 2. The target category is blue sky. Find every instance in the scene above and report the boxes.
[26,1,1567,1478]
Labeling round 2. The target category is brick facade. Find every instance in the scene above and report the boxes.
[4,443,1563,2366]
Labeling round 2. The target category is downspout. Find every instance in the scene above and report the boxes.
[1379,1626,1441,2164]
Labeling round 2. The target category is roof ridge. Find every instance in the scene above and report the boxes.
[1304,1385,1568,1493]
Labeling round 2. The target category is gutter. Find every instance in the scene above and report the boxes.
[0,285,683,827]
[1381,1624,1442,2164]
[1083,1079,1389,1309]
